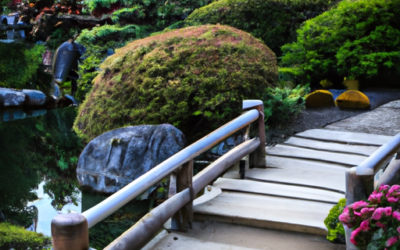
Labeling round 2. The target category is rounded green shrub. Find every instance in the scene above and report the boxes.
[185,0,339,56]
[324,198,346,244]
[281,0,400,85]
[74,25,278,143]
[0,223,51,250]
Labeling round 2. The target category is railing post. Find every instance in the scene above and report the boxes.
[51,213,89,250]
[171,160,193,231]
[249,104,266,168]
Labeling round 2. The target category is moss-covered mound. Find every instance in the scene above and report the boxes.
[305,90,334,108]
[185,0,339,56]
[74,25,278,143]
[335,90,370,109]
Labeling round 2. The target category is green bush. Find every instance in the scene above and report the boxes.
[281,0,400,85]
[76,24,151,100]
[324,198,346,244]
[185,0,340,57]
[0,43,45,89]
[262,83,309,129]
[0,223,51,250]
[74,25,278,143]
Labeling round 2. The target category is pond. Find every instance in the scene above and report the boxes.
[0,107,82,236]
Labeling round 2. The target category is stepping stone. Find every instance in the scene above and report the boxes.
[283,137,378,156]
[266,144,367,166]
[295,129,391,146]
[213,178,344,204]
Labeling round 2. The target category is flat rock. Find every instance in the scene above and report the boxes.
[77,124,185,194]
[23,89,46,106]
[0,87,25,107]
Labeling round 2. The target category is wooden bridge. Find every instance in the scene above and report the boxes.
[50,100,400,250]
[144,129,393,250]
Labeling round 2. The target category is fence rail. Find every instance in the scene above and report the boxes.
[51,100,266,250]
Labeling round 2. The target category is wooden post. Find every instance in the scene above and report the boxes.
[51,213,89,250]
[250,105,266,168]
[171,160,193,231]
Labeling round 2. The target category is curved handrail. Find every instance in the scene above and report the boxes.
[82,109,260,228]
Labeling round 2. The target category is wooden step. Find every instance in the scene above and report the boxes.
[295,129,391,146]
[213,178,344,204]
[223,156,347,193]
[193,192,332,235]
[283,137,378,156]
[266,144,367,166]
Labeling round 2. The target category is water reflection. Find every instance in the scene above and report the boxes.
[0,107,83,234]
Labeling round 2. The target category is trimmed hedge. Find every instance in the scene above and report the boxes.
[281,0,400,85]
[0,223,51,250]
[185,0,340,56]
[74,25,278,143]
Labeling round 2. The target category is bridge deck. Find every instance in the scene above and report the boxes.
[145,129,392,249]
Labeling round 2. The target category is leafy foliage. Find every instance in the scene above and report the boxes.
[281,0,400,85]
[0,43,45,89]
[185,0,340,57]
[0,223,51,250]
[76,24,151,100]
[324,198,346,243]
[74,25,278,143]
[47,28,81,50]
[111,5,146,23]
[262,83,309,129]
[0,108,83,223]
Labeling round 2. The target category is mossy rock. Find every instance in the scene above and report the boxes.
[305,90,334,108]
[74,25,278,143]
[185,0,338,56]
[335,90,370,109]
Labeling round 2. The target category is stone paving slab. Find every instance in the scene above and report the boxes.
[266,144,367,166]
[283,137,378,156]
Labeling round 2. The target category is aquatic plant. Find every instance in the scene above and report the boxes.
[74,25,278,143]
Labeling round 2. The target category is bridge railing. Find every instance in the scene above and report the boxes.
[345,133,400,250]
[51,100,266,250]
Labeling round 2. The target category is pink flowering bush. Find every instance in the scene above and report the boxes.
[340,184,400,250]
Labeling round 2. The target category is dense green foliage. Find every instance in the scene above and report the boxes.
[0,43,45,89]
[47,28,81,50]
[0,223,51,250]
[281,0,400,85]
[324,198,346,243]
[74,25,278,143]
[185,0,339,56]
[76,24,150,100]
[262,84,309,128]
[0,108,83,224]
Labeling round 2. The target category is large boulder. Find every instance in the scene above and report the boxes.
[74,25,278,143]
[0,88,25,107]
[76,124,185,194]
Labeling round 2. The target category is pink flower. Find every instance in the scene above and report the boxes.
[393,211,400,221]
[339,207,354,227]
[389,185,400,194]
[372,207,392,220]
[350,227,361,246]
[380,185,390,192]
[360,207,375,218]
[368,192,383,204]
[359,220,370,231]
[350,201,368,210]
[386,236,398,247]
[376,222,386,230]
[397,226,400,234]
[387,197,400,203]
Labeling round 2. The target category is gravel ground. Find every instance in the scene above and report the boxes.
[266,88,400,145]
